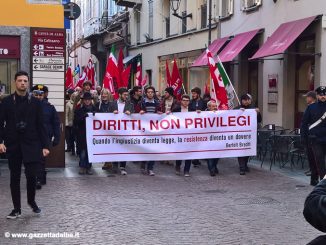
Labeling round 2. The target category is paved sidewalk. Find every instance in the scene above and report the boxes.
[0,154,322,245]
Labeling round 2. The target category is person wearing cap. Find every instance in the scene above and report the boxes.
[74,91,96,175]
[32,84,61,189]
[303,91,317,106]
[302,91,317,179]
[65,89,76,156]
[301,86,326,186]
[234,93,262,175]
[0,71,50,219]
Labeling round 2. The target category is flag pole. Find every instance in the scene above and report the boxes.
[182,83,187,95]
[216,55,240,105]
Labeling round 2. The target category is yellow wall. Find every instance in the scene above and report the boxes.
[0,0,63,28]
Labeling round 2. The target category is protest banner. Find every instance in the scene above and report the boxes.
[86,110,257,162]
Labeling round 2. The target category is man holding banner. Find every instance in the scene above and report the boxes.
[109,87,134,175]
[139,86,162,176]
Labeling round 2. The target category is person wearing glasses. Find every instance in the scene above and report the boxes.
[140,86,162,176]
[0,71,50,219]
[32,85,60,189]
[172,94,194,177]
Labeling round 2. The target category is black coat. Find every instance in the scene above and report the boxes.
[74,104,96,150]
[234,104,262,124]
[0,93,49,162]
[172,105,195,112]
[108,100,134,113]
[41,99,61,146]
[303,179,326,244]
[301,101,326,143]
[189,98,207,111]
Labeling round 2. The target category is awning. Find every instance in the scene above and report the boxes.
[250,16,317,60]
[123,54,141,64]
[218,29,261,62]
[191,37,229,67]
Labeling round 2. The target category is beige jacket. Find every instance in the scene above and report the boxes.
[65,99,74,126]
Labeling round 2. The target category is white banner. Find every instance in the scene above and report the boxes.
[86,110,257,162]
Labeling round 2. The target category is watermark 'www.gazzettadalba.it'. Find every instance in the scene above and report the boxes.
[4,231,80,239]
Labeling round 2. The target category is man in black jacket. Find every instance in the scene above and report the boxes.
[301,86,326,185]
[0,71,50,219]
[303,176,326,244]
[74,92,96,175]
[108,87,134,175]
[234,94,262,175]
[32,85,60,189]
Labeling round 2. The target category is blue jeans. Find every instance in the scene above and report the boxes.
[207,158,219,173]
[79,149,92,169]
[147,161,154,171]
[176,160,191,173]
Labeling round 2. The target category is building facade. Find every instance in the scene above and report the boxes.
[121,0,326,129]
[68,0,126,83]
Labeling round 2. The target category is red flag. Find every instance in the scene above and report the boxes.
[206,49,228,110]
[141,74,148,87]
[204,83,210,95]
[171,59,182,100]
[135,60,142,86]
[122,64,131,88]
[65,66,73,89]
[166,60,172,87]
[103,49,119,99]
[75,66,87,89]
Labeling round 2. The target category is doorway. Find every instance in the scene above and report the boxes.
[294,36,315,128]
[0,59,18,94]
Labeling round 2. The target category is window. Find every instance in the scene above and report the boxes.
[182,11,187,33]
[135,10,141,44]
[148,0,153,38]
[165,17,170,37]
[219,0,233,19]
[242,0,262,11]
[201,4,207,29]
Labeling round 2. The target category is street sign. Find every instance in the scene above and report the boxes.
[63,2,81,20]
[33,57,64,64]
[33,64,64,72]
[31,28,65,112]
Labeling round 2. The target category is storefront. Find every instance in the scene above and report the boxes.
[0,36,20,95]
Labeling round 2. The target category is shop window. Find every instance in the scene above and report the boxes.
[242,0,262,12]
[219,0,233,19]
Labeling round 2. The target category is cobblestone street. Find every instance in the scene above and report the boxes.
[0,155,322,245]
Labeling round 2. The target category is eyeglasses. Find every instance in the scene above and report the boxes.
[146,91,154,94]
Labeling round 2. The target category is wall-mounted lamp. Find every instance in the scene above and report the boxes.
[170,0,192,19]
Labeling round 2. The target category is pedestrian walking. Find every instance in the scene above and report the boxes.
[172,94,193,177]
[140,86,162,176]
[108,87,134,175]
[234,93,262,175]
[65,89,76,155]
[74,92,96,175]
[0,71,50,219]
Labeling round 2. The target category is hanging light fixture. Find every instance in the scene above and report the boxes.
[170,0,192,19]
